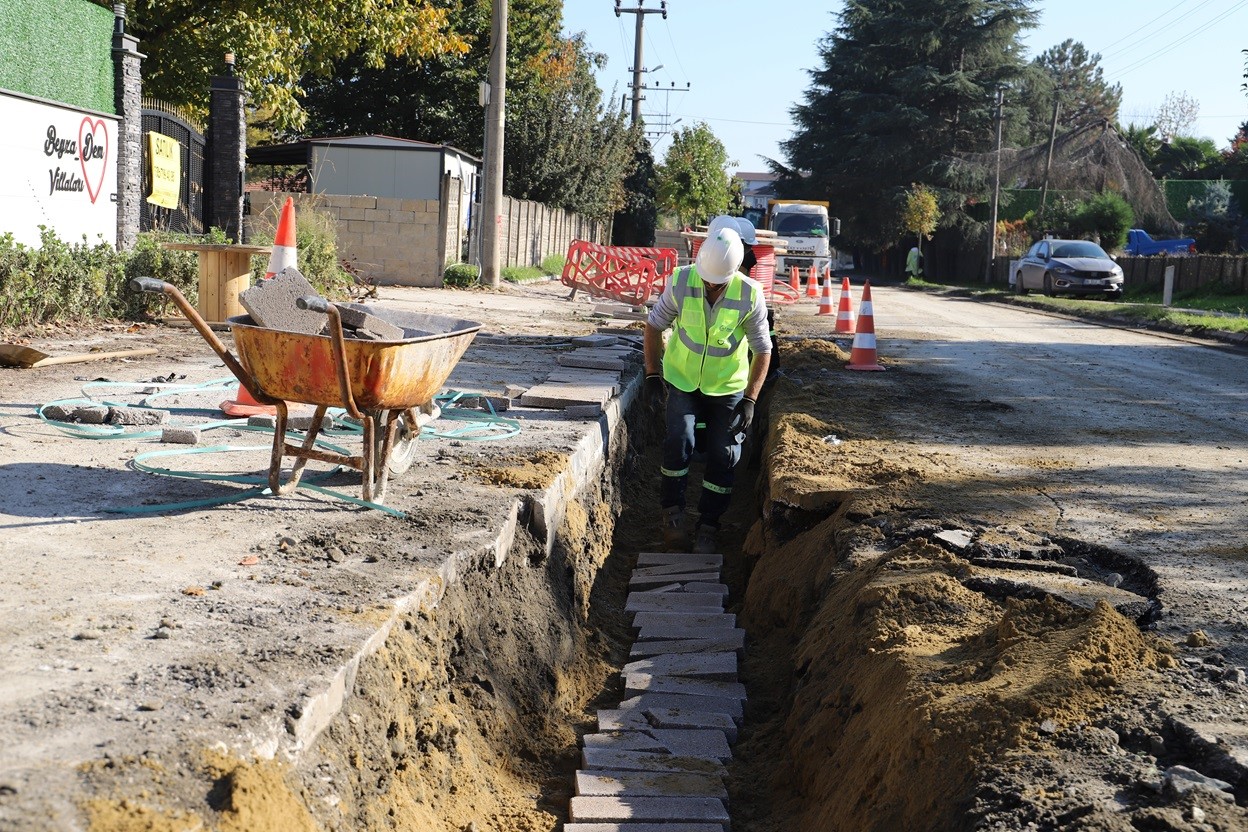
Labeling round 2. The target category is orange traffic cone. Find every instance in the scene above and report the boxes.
[789,266,800,292]
[834,276,855,334]
[263,197,298,279]
[846,281,885,371]
[816,278,835,315]
[220,380,277,418]
[806,267,819,298]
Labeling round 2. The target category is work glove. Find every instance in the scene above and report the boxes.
[729,397,756,441]
[644,374,667,414]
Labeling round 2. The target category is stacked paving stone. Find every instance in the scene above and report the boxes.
[567,551,742,831]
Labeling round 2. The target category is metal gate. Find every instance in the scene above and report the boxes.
[140,98,205,234]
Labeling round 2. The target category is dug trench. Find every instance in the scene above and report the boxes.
[81,338,1248,831]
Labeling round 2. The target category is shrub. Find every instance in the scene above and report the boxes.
[1186,180,1241,253]
[120,231,206,318]
[540,254,566,275]
[442,263,479,287]
[0,229,118,328]
[1070,192,1134,251]
[502,265,545,283]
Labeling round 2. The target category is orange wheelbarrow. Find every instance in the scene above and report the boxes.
[129,277,481,504]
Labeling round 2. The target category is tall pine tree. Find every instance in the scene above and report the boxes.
[779,0,1037,248]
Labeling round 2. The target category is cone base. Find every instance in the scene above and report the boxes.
[835,322,855,334]
[846,362,886,372]
[221,398,279,417]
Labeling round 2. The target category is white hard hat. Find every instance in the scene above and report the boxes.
[696,227,744,284]
[734,217,758,245]
[706,215,737,239]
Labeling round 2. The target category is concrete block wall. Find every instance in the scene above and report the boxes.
[249,181,609,286]
[248,190,448,287]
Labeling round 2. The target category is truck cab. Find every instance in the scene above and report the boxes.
[768,200,840,277]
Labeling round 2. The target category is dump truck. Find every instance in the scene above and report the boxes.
[766,200,841,276]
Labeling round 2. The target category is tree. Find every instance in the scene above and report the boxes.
[503,36,638,220]
[1119,122,1161,168]
[1186,180,1241,253]
[299,0,562,151]
[900,184,939,252]
[1152,136,1220,180]
[1154,91,1200,142]
[778,0,1038,248]
[613,139,658,247]
[656,123,734,228]
[105,0,469,131]
[1020,40,1121,144]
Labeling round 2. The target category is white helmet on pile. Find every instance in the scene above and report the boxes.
[696,226,744,285]
[734,217,758,245]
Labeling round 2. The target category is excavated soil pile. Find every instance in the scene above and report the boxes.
[728,339,1248,831]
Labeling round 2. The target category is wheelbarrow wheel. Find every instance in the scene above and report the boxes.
[379,411,420,477]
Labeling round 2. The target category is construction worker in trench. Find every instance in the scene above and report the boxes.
[643,220,772,553]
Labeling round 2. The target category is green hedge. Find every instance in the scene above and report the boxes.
[0,0,115,114]
[968,189,1086,222]
[0,229,201,329]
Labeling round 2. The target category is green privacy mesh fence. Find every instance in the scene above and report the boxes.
[0,0,115,114]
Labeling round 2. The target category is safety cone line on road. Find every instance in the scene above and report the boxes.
[816,278,834,315]
[846,280,885,371]
[263,197,298,280]
[806,268,819,298]
[835,276,855,334]
[789,266,800,292]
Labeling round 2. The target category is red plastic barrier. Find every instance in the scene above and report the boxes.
[560,241,678,306]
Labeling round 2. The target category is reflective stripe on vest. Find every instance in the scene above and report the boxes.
[663,266,755,395]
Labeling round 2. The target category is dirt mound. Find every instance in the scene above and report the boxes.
[729,340,1245,830]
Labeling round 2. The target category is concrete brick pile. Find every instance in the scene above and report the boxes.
[567,551,742,831]
[521,336,640,415]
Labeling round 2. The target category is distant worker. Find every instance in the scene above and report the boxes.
[643,222,772,553]
[906,245,923,278]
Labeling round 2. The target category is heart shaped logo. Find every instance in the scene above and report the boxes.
[78,117,109,204]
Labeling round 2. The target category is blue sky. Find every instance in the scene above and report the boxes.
[561,0,1248,171]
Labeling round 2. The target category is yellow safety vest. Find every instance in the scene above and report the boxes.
[663,266,756,396]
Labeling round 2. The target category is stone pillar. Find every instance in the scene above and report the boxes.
[207,58,247,243]
[111,4,143,251]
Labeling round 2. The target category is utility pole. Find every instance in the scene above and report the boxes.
[616,0,667,127]
[985,87,1004,284]
[481,0,507,289]
[1037,97,1061,225]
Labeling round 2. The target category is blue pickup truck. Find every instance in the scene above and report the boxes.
[1124,229,1196,256]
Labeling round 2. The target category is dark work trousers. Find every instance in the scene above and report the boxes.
[660,384,744,528]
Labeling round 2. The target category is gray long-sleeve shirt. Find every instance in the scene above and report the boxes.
[646,271,772,355]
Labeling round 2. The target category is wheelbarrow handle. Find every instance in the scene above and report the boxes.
[129,276,167,294]
[295,295,331,314]
[127,275,278,408]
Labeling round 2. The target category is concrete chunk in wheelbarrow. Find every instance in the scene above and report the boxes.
[332,304,405,341]
[239,267,327,335]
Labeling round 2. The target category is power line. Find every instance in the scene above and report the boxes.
[1096,0,1207,58]
[1105,0,1248,80]
[687,114,792,127]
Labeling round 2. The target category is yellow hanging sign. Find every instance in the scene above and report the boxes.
[146,132,181,209]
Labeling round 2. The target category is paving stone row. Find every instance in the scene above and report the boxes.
[567,551,742,832]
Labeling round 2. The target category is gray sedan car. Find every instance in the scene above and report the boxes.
[1014,239,1124,300]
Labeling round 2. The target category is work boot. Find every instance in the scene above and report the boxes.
[661,505,689,552]
[692,523,719,555]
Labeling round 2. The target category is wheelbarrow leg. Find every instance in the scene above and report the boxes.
[368,411,400,505]
[268,403,329,496]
